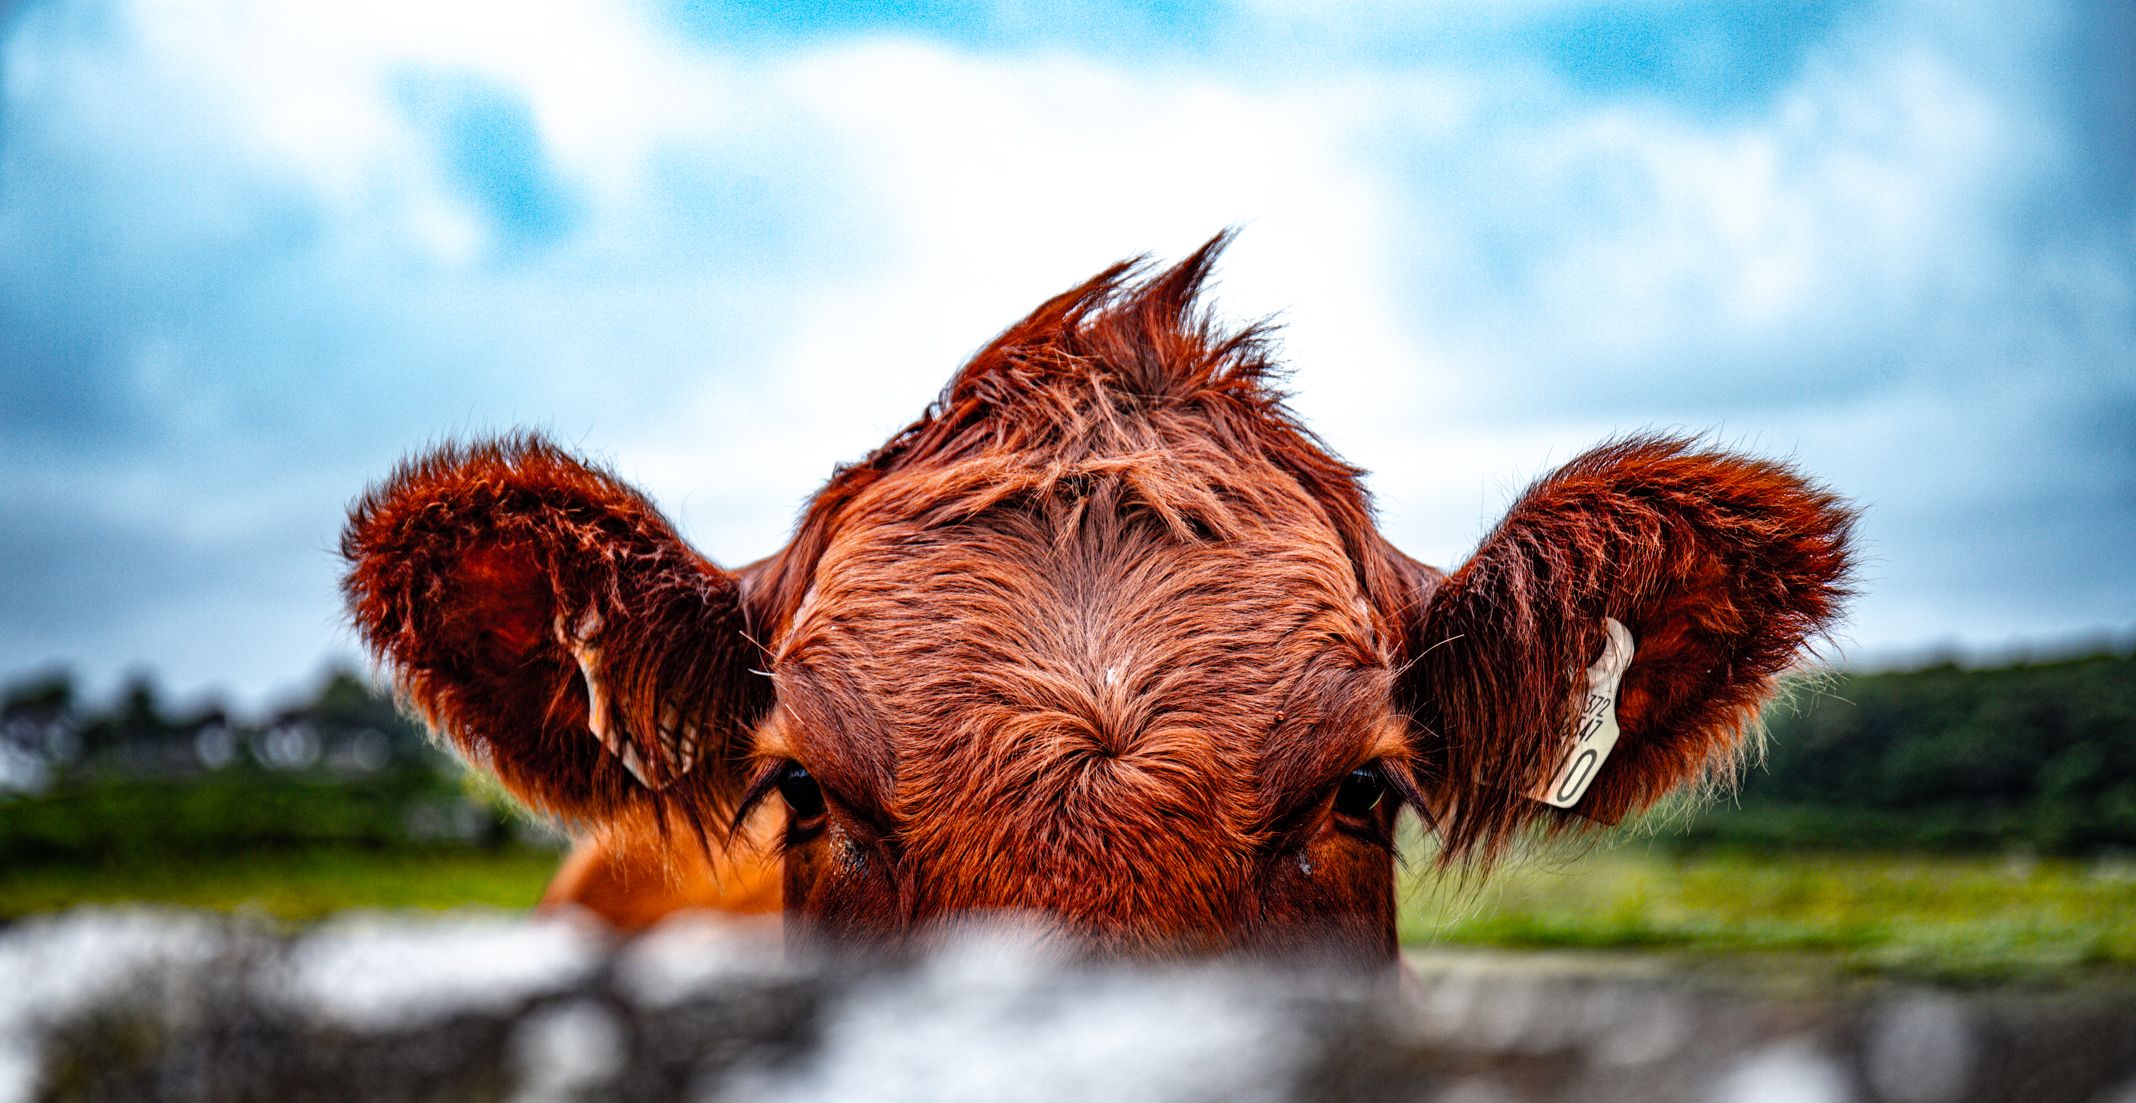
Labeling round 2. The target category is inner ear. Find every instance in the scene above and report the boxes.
[342,434,773,823]
[451,543,556,669]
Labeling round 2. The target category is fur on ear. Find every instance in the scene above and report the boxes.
[1397,435,1856,864]
[340,434,768,824]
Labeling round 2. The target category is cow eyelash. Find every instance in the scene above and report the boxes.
[1329,761,1427,852]
[1263,759,1425,856]
[731,759,829,838]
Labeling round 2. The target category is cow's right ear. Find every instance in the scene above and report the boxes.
[340,435,770,825]
[1385,436,1854,865]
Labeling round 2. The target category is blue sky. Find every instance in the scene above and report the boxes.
[1,0,2131,711]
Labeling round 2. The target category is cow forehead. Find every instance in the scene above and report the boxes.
[765,466,1397,845]
[786,460,1372,695]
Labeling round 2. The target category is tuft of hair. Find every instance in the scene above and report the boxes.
[750,231,1416,637]
[871,229,1286,466]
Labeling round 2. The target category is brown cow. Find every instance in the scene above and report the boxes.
[341,235,1852,967]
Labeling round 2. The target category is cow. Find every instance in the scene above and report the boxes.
[341,235,1853,968]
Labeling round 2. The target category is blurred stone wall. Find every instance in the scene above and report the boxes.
[2,909,2132,1103]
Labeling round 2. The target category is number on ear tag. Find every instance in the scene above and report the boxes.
[1532,617,1636,809]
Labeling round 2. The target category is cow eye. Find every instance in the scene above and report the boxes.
[776,763,827,823]
[1333,767,1386,818]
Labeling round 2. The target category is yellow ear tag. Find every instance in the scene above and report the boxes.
[1533,617,1636,809]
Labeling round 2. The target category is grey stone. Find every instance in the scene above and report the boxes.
[2,909,2133,1103]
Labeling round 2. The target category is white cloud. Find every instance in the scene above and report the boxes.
[1,0,2129,702]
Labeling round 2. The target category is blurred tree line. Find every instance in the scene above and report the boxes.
[0,668,557,868]
[1677,650,2136,854]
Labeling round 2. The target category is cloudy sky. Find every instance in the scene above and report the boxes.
[1,0,2130,711]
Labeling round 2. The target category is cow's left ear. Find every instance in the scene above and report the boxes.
[340,435,771,826]
[1390,436,1856,864]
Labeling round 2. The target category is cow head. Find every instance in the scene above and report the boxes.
[342,235,1853,967]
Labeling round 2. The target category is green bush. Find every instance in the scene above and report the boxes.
[1679,651,2136,853]
[0,770,529,868]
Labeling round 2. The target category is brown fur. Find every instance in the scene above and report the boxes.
[342,234,1854,965]
[541,814,782,931]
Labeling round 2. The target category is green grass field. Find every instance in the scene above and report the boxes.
[6,846,2133,982]
[1400,845,2136,982]
[0,850,563,920]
